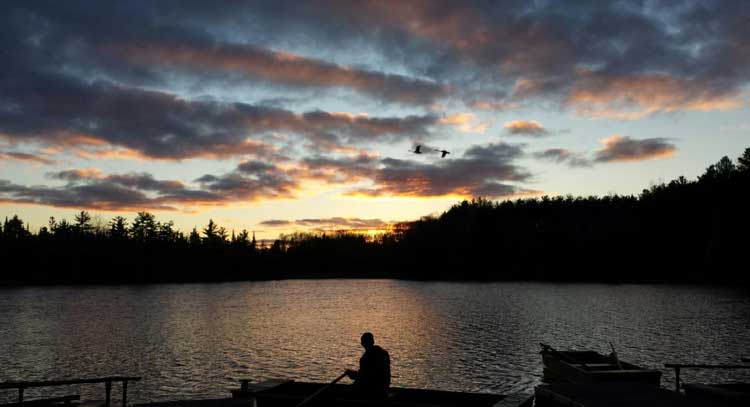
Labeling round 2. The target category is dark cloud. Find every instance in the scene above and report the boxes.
[0,3,442,160]
[47,169,104,182]
[0,178,175,211]
[534,149,592,167]
[295,153,379,183]
[351,142,537,198]
[47,169,187,193]
[317,1,749,116]
[118,41,446,106]
[0,161,300,210]
[195,160,298,200]
[536,137,676,166]
[0,151,56,165]
[4,1,747,122]
[594,136,676,163]
[0,68,437,159]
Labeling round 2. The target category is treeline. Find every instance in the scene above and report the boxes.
[1,147,749,284]
[395,153,750,282]
[0,212,267,283]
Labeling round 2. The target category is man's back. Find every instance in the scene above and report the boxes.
[356,345,390,397]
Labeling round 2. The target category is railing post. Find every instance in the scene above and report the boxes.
[122,380,128,407]
[18,387,24,403]
[105,380,112,407]
[675,367,681,392]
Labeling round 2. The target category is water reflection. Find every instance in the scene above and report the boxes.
[1,281,749,403]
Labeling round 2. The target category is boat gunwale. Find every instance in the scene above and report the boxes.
[251,380,507,407]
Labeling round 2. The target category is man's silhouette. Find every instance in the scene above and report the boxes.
[345,332,391,399]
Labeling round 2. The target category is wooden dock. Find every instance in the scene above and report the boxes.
[134,379,286,407]
[0,377,140,407]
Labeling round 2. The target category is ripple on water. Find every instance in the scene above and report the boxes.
[1,281,749,402]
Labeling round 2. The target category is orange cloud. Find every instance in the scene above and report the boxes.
[259,217,394,232]
[440,113,488,133]
[503,120,549,136]
[567,71,743,119]
[470,100,515,111]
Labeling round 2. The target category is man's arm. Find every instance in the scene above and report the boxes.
[345,369,359,380]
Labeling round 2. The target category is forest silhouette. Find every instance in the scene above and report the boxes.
[2,147,749,285]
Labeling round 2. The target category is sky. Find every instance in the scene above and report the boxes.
[1,0,749,239]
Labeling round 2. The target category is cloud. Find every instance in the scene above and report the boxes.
[0,161,301,210]
[3,1,749,140]
[4,1,742,214]
[118,41,446,106]
[305,1,750,118]
[0,69,438,159]
[295,153,379,183]
[47,168,104,182]
[258,220,293,227]
[194,160,298,201]
[503,120,550,137]
[536,137,676,166]
[470,100,516,110]
[440,113,489,133]
[594,135,676,163]
[0,178,176,211]
[0,140,542,209]
[566,71,744,120]
[259,217,391,231]
[0,151,56,165]
[350,142,537,198]
[533,148,592,167]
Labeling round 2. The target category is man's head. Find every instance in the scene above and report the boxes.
[361,332,375,350]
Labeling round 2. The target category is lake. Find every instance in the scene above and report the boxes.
[1,280,749,403]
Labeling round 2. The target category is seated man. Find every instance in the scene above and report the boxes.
[345,332,391,399]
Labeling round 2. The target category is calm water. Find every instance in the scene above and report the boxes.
[1,281,749,403]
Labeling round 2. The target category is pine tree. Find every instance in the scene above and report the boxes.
[158,221,176,242]
[131,211,158,242]
[74,210,93,235]
[203,219,228,245]
[109,216,129,239]
[3,215,29,239]
[737,147,750,172]
[189,227,201,246]
[715,156,735,177]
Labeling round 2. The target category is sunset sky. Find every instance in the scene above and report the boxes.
[1,1,749,239]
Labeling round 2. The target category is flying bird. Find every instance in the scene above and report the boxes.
[438,150,450,158]
[412,145,423,154]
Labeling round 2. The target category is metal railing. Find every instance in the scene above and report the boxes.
[0,377,141,407]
